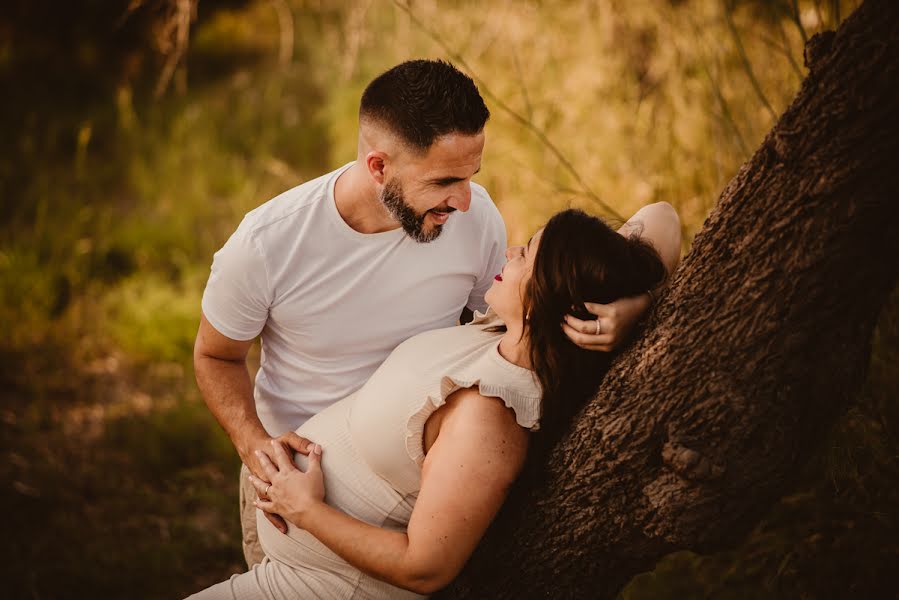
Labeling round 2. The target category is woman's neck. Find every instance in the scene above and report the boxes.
[497,320,532,370]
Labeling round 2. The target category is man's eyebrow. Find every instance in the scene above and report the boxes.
[428,167,480,186]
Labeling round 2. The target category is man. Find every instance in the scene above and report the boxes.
[194,59,653,568]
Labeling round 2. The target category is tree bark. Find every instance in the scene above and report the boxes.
[439,1,899,598]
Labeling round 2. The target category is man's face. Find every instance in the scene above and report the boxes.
[381,132,485,243]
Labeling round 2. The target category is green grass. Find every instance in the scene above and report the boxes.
[101,274,203,364]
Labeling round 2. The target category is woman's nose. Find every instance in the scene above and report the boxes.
[505,245,523,260]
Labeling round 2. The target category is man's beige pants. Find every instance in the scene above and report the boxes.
[239,463,266,568]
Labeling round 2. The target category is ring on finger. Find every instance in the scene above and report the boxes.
[265,484,271,497]
[595,318,602,335]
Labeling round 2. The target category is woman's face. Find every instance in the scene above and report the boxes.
[485,227,544,322]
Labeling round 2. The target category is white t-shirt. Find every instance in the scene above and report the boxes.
[201,162,507,435]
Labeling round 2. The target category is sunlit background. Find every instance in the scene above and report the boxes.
[1,1,896,597]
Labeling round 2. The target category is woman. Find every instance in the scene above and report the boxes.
[188,206,676,599]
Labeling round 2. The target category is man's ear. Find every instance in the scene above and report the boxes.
[365,151,387,185]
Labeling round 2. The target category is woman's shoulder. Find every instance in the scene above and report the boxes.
[435,387,529,467]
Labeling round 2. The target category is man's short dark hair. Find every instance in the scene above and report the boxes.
[360,59,490,151]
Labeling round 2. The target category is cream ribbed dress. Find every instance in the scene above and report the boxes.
[187,311,541,599]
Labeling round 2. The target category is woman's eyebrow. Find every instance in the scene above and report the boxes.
[526,235,533,253]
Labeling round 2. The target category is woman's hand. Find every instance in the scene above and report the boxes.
[240,431,315,534]
[249,439,325,528]
[562,292,652,352]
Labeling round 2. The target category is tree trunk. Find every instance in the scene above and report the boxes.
[439,1,899,598]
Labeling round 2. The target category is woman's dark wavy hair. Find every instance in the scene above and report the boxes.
[521,209,667,462]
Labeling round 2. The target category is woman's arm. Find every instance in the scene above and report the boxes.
[252,388,529,595]
[563,201,682,350]
[618,201,682,275]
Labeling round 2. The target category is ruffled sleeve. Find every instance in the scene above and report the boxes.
[468,307,503,326]
[404,367,542,468]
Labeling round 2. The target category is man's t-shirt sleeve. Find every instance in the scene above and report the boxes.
[201,226,272,341]
[467,200,507,313]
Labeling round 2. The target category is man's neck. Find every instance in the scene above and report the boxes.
[333,162,401,234]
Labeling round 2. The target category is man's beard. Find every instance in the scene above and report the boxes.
[380,178,453,243]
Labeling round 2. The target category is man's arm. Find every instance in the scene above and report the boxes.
[563,201,682,351]
[194,312,268,465]
[193,312,311,533]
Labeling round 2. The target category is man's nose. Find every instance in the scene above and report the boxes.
[447,185,472,212]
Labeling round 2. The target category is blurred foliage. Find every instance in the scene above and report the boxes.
[1,0,894,598]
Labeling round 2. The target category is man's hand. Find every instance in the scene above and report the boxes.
[238,431,314,534]
[250,440,325,528]
[562,293,652,352]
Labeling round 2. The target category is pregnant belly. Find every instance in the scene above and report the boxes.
[258,395,416,570]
